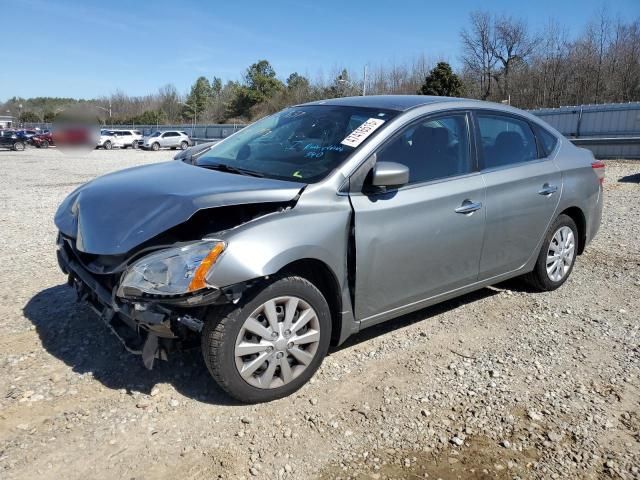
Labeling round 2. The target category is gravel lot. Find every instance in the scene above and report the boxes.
[0,147,638,480]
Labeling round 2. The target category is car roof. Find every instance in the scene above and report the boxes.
[300,95,463,111]
[299,94,515,113]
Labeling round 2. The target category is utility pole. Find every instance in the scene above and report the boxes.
[363,65,368,96]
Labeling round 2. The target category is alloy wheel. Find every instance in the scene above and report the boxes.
[546,226,575,282]
[234,296,321,389]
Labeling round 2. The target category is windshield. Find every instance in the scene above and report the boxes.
[150,131,161,137]
[195,105,397,183]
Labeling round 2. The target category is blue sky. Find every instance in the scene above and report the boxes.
[1,0,638,100]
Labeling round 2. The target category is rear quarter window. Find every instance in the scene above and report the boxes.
[533,125,558,157]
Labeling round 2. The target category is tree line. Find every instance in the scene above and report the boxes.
[2,9,638,126]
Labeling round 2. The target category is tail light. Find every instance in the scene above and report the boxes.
[591,160,605,185]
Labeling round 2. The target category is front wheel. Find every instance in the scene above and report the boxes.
[524,214,578,291]
[202,276,332,403]
[104,140,112,150]
[180,141,188,150]
[151,142,160,151]
[41,140,50,148]
[13,141,25,151]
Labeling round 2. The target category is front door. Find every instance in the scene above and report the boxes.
[349,112,486,322]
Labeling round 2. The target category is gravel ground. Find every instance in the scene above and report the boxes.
[0,147,638,480]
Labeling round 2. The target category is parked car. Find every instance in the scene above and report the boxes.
[0,130,26,150]
[96,129,120,150]
[140,130,191,151]
[15,129,38,140]
[54,95,604,403]
[111,129,142,149]
[54,127,94,147]
[31,131,54,148]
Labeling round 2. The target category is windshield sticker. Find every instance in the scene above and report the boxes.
[340,118,386,148]
[292,170,303,178]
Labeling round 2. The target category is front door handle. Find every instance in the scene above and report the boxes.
[455,200,482,214]
[538,183,558,196]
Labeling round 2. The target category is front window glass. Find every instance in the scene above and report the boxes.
[195,105,397,182]
[377,114,472,184]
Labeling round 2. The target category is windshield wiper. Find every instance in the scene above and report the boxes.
[199,163,265,178]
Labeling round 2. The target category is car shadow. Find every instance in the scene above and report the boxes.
[334,287,500,351]
[23,284,241,406]
[25,282,508,404]
[619,173,640,183]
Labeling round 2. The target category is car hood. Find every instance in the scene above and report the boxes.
[55,160,304,255]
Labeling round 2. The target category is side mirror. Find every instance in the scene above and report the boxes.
[371,161,409,189]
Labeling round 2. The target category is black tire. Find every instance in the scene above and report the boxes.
[41,140,49,148]
[131,141,138,149]
[13,141,25,151]
[180,141,188,150]
[104,140,112,150]
[523,214,578,292]
[202,275,332,403]
[151,142,160,151]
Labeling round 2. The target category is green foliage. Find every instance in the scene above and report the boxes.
[418,62,463,97]
[286,72,310,91]
[183,76,213,120]
[211,77,222,97]
[245,60,283,98]
[327,69,360,98]
[224,60,284,119]
[19,111,41,122]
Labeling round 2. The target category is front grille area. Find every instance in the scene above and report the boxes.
[59,234,122,291]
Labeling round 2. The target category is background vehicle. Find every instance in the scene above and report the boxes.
[96,129,122,150]
[54,96,603,403]
[112,129,142,148]
[0,130,26,150]
[15,129,38,141]
[53,127,93,147]
[140,130,191,151]
[31,131,54,148]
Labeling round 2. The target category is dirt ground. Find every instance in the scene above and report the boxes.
[0,147,638,479]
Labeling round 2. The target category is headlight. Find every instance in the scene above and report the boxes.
[118,240,225,297]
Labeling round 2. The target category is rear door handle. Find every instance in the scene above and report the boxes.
[538,184,558,196]
[455,200,482,214]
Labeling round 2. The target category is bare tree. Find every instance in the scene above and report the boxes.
[492,15,538,101]
[461,11,497,99]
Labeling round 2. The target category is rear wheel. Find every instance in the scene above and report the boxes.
[202,276,331,403]
[104,140,112,150]
[524,214,578,291]
[151,142,160,151]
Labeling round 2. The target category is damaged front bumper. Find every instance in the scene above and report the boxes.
[56,234,221,369]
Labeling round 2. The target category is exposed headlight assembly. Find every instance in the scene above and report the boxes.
[118,240,225,297]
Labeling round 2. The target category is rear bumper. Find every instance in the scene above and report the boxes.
[56,235,214,368]
[586,184,603,247]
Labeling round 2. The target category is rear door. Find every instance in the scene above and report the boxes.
[474,111,562,279]
[349,112,486,321]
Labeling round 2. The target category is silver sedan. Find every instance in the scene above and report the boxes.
[55,95,604,402]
